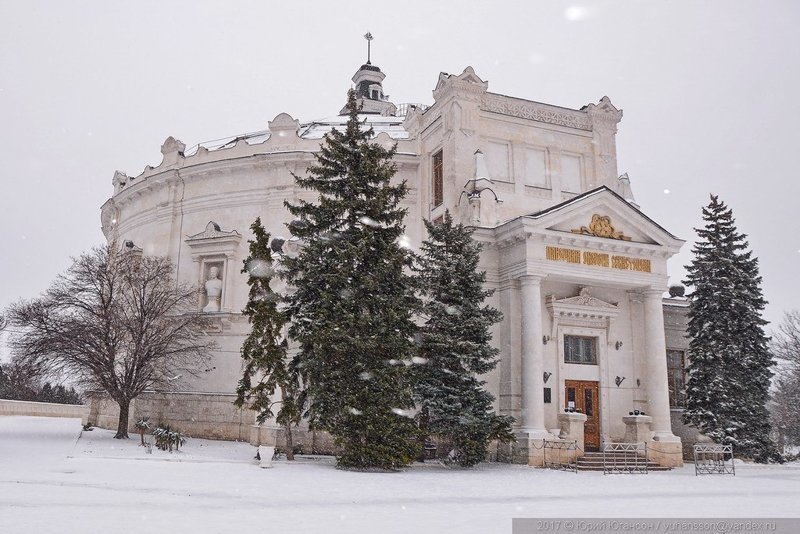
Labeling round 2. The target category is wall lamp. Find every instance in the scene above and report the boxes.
[615,341,623,350]
[542,335,551,345]
[615,376,626,387]
[543,371,552,384]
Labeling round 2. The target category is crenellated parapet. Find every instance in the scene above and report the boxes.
[432,66,489,103]
[108,111,415,205]
[584,96,624,182]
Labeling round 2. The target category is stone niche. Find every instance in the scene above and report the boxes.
[185,221,241,313]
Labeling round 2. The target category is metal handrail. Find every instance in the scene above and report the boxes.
[602,442,648,474]
[543,439,579,472]
[693,444,735,475]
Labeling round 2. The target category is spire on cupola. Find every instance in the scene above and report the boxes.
[340,33,397,116]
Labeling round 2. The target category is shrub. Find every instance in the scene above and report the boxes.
[152,424,187,452]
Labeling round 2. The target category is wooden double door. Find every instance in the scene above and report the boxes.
[564,380,600,451]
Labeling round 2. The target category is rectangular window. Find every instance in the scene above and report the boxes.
[561,154,582,193]
[564,335,598,365]
[432,150,443,207]
[486,141,511,182]
[524,147,547,188]
[667,349,687,408]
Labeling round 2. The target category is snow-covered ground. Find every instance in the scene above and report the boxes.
[1,417,798,534]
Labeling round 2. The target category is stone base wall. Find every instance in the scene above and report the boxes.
[0,399,87,419]
[84,396,121,430]
[85,394,584,465]
[85,392,256,441]
[671,409,712,459]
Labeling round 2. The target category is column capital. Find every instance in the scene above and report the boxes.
[518,274,545,287]
[641,287,667,300]
[626,289,645,303]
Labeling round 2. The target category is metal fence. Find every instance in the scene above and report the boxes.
[693,443,735,475]
[543,439,579,472]
[602,442,649,474]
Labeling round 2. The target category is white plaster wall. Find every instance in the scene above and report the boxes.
[97,73,656,445]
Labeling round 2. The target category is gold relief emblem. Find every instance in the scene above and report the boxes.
[571,214,631,241]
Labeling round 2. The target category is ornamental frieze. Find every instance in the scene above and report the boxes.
[481,94,592,131]
[545,246,651,273]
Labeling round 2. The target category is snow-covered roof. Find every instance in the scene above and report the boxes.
[184,114,408,156]
[298,115,408,140]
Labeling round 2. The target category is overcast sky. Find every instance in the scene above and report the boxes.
[1,1,798,346]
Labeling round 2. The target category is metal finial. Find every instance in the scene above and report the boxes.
[364,32,373,64]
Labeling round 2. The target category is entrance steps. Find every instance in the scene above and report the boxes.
[576,451,672,472]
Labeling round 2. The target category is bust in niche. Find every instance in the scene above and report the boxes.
[203,266,223,313]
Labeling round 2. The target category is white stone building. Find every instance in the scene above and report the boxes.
[96,58,689,467]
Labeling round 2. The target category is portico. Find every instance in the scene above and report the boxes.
[474,186,685,467]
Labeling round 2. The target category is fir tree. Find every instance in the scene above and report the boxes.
[414,211,514,467]
[235,217,301,460]
[283,90,420,470]
[683,195,780,462]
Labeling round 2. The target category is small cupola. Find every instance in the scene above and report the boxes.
[340,33,397,116]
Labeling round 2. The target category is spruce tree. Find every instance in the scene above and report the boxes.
[414,211,514,466]
[235,217,301,460]
[283,90,419,470]
[683,195,780,462]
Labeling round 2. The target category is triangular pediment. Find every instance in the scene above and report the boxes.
[546,287,619,325]
[550,287,617,309]
[186,221,241,242]
[526,187,683,252]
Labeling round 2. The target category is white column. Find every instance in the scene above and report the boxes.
[519,275,548,437]
[222,253,235,312]
[642,288,677,439]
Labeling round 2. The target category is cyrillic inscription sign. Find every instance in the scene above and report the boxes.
[545,246,651,273]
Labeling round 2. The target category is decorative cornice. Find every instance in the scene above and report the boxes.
[481,94,592,131]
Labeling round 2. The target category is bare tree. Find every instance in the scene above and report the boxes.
[5,244,215,438]
[771,311,800,448]
[0,358,42,401]
[773,311,800,368]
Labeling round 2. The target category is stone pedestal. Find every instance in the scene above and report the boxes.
[557,412,587,448]
[514,431,550,466]
[258,445,275,468]
[556,412,587,462]
[648,435,684,468]
[622,415,652,444]
[249,424,280,447]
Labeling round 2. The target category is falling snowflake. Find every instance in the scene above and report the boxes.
[359,216,382,228]
[246,259,273,278]
[564,5,595,21]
